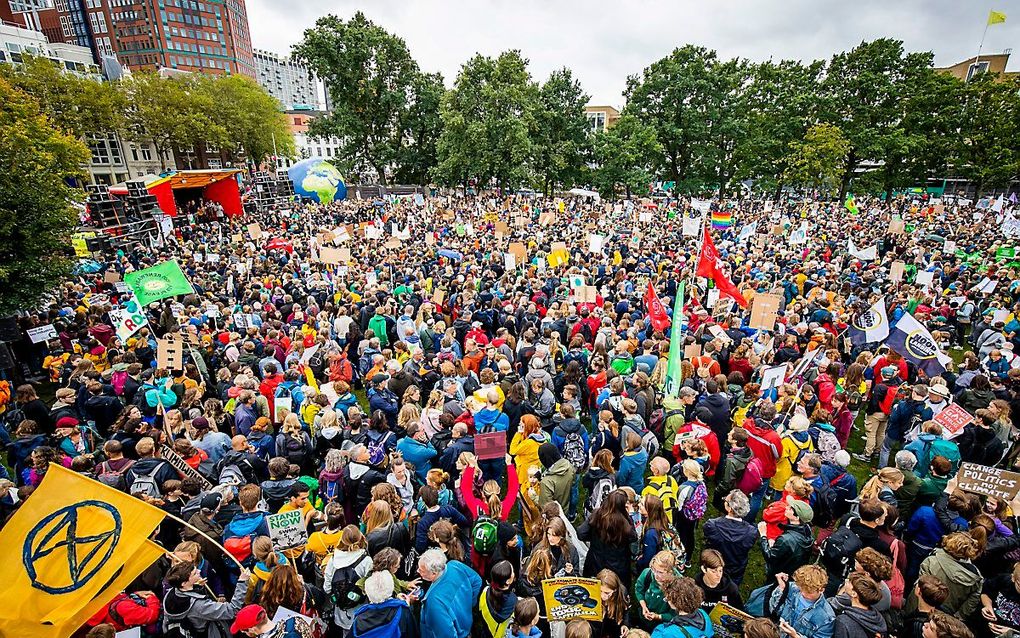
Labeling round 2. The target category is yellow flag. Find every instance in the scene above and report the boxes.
[612,250,623,266]
[0,464,165,631]
[547,249,569,268]
[989,9,1007,24]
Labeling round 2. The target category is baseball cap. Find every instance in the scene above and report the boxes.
[191,416,210,431]
[880,365,897,380]
[230,605,267,634]
[786,497,814,524]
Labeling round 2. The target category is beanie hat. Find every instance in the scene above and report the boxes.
[538,442,561,469]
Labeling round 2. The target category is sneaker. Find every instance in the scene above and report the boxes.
[852,453,872,463]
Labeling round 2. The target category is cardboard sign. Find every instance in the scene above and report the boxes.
[246,223,263,240]
[231,233,243,243]
[495,220,509,234]
[934,403,973,440]
[575,286,598,304]
[432,288,446,306]
[160,444,213,489]
[26,324,58,344]
[508,242,528,264]
[474,431,507,461]
[267,510,307,551]
[888,219,905,235]
[156,338,184,371]
[425,232,436,246]
[104,270,121,283]
[384,238,401,250]
[319,247,345,264]
[542,577,603,622]
[889,261,905,283]
[956,462,1020,501]
[748,293,781,330]
[683,343,702,360]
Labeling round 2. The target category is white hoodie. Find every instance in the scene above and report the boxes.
[322,549,372,628]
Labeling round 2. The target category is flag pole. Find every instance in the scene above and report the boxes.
[162,509,246,569]
[974,13,992,80]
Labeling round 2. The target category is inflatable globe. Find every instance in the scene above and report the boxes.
[287,157,347,203]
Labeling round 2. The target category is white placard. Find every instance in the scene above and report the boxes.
[760,364,787,391]
[26,325,58,344]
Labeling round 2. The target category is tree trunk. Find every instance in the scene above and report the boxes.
[838,150,857,202]
[375,165,388,187]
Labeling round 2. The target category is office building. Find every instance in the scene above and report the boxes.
[584,105,620,133]
[936,51,1018,82]
[253,48,326,111]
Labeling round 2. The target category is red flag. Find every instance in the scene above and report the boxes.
[644,281,671,332]
[696,228,748,307]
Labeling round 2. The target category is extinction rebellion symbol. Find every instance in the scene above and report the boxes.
[23,501,122,594]
[904,330,937,360]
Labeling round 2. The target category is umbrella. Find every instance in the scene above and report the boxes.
[74,259,103,274]
[438,249,463,261]
[265,238,294,253]
[925,234,946,243]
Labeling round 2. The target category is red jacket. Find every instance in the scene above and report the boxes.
[87,591,160,631]
[672,422,721,477]
[259,373,284,416]
[743,417,782,479]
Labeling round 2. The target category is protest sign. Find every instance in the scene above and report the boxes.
[104,270,121,283]
[934,403,973,440]
[112,297,149,341]
[474,431,507,461]
[319,247,345,264]
[709,603,755,638]
[760,364,787,392]
[274,397,292,424]
[588,234,606,254]
[748,293,781,331]
[915,271,934,288]
[888,219,905,235]
[247,223,263,240]
[575,286,598,304]
[508,242,528,264]
[956,462,1020,501]
[889,261,905,283]
[683,343,702,360]
[495,220,509,234]
[542,577,603,622]
[26,325,58,344]
[504,252,516,271]
[160,445,213,489]
[267,510,307,550]
[156,338,184,371]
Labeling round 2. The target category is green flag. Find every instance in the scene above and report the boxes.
[996,247,1015,261]
[663,283,685,398]
[124,260,194,306]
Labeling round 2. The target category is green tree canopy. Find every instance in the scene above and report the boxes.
[533,67,591,194]
[590,114,661,199]
[436,50,538,190]
[783,123,851,192]
[205,74,295,165]
[0,77,89,313]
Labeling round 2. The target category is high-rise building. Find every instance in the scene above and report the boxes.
[253,48,326,111]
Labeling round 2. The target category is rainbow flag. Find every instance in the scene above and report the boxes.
[711,209,732,229]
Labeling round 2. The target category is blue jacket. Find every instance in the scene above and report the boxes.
[886,399,932,442]
[368,387,400,428]
[396,437,437,481]
[771,584,835,638]
[651,609,714,638]
[222,511,270,542]
[551,418,589,455]
[905,434,961,478]
[474,408,509,433]
[617,448,648,494]
[420,558,482,638]
[247,430,275,461]
[907,504,965,550]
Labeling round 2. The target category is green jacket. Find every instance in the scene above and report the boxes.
[539,459,575,511]
[915,475,949,508]
[662,395,687,450]
[894,469,922,516]
[634,567,682,620]
[368,314,389,346]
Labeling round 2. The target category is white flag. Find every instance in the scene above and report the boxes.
[682,213,702,236]
[848,238,877,261]
[849,297,890,346]
[992,194,1005,212]
[737,221,758,244]
[690,199,712,214]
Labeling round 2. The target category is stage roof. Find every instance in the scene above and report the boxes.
[148,169,242,190]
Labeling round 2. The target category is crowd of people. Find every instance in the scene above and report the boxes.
[3,190,1020,638]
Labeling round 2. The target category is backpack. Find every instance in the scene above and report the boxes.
[640,429,660,459]
[97,459,134,492]
[352,599,406,638]
[561,431,587,472]
[367,431,392,466]
[578,321,595,344]
[128,462,166,498]
[677,481,707,522]
[218,462,247,487]
[584,475,616,518]
[308,347,326,374]
[809,428,840,464]
[103,591,159,631]
[735,456,765,494]
[358,350,378,377]
[330,553,370,610]
[111,370,129,396]
[789,436,813,469]
[471,515,499,555]
[812,473,847,529]
[659,528,688,569]
[820,518,863,581]
[321,476,342,504]
[223,535,256,566]
[284,435,309,467]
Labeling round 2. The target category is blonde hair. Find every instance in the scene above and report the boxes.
[784,476,814,499]
[282,412,302,437]
[860,468,904,501]
[792,564,827,594]
[363,500,394,533]
[650,550,677,571]
[682,459,703,482]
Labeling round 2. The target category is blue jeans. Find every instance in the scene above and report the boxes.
[478,459,505,486]
[879,435,899,468]
[568,475,581,519]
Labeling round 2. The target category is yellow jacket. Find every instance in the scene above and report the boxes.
[771,433,814,491]
[509,431,547,484]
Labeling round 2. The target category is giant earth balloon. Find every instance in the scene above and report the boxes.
[287,157,347,203]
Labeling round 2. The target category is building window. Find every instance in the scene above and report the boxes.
[967,61,990,81]
[141,146,153,161]
[88,134,123,166]
[60,15,73,38]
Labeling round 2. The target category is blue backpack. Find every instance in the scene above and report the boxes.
[351,599,407,638]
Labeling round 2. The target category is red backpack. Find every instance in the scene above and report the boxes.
[743,418,781,479]
[735,455,765,494]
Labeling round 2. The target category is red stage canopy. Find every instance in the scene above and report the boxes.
[146,169,244,217]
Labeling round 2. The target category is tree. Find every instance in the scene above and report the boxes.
[0,77,89,313]
[392,71,444,185]
[205,74,295,166]
[121,72,224,170]
[0,55,125,139]
[590,114,661,199]
[952,74,1020,196]
[624,45,728,194]
[706,58,752,197]
[819,39,928,199]
[293,12,421,184]
[783,123,851,192]
[436,50,538,191]
[734,59,823,198]
[532,67,591,195]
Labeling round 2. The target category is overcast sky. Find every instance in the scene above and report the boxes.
[247,0,1019,107]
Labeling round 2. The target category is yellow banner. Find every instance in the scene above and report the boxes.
[542,577,603,622]
[0,464,165,631]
